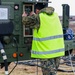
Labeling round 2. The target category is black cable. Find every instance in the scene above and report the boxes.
[8,63,17,75]
[8,37,18,75]
[0,41,8,75]
[4,60,8,73]
[57,68,74,72]
[17,59,75,73]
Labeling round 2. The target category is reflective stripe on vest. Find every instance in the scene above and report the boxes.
[31,48,64,54]
[33,34,63,41]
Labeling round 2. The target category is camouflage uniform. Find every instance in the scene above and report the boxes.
[40,58,60,75]
[22,7,54,29]
[22,7,60,75]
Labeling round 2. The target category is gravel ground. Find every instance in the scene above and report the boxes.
[0,61,75,75]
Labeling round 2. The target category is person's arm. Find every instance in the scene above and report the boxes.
[22,12,40,29]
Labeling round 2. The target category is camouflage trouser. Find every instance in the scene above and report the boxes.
[40,57,60,75]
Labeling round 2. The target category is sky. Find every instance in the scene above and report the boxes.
[48,0,75,16]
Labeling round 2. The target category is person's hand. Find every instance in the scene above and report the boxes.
[29,11,35,16]
[22,12,27,17]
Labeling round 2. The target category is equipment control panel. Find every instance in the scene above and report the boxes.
[23,3,34,44]
[23,4,34,37]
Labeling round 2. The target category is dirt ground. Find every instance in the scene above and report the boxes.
[1,50,75,75]
[0,61,75,75]
[0,50,75,75]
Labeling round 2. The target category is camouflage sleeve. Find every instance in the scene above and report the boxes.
[39,7,54,15]
[22,14,40,29]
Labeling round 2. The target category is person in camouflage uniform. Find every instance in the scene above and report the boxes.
[22,3,60,75]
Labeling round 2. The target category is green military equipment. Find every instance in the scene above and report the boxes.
[0,0,75,74]
[62,4,75,56]
[0,0,50,62]
[62,4,70,28]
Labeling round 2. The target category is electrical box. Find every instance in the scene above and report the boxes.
[23,3,34,37]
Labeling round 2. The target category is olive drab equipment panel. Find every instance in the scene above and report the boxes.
[0,0,49,62]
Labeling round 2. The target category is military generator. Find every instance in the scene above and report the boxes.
[0,0,50,62]
[0,0,75,75]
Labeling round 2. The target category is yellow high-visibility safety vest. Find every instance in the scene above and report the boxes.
[31,12,65,59]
